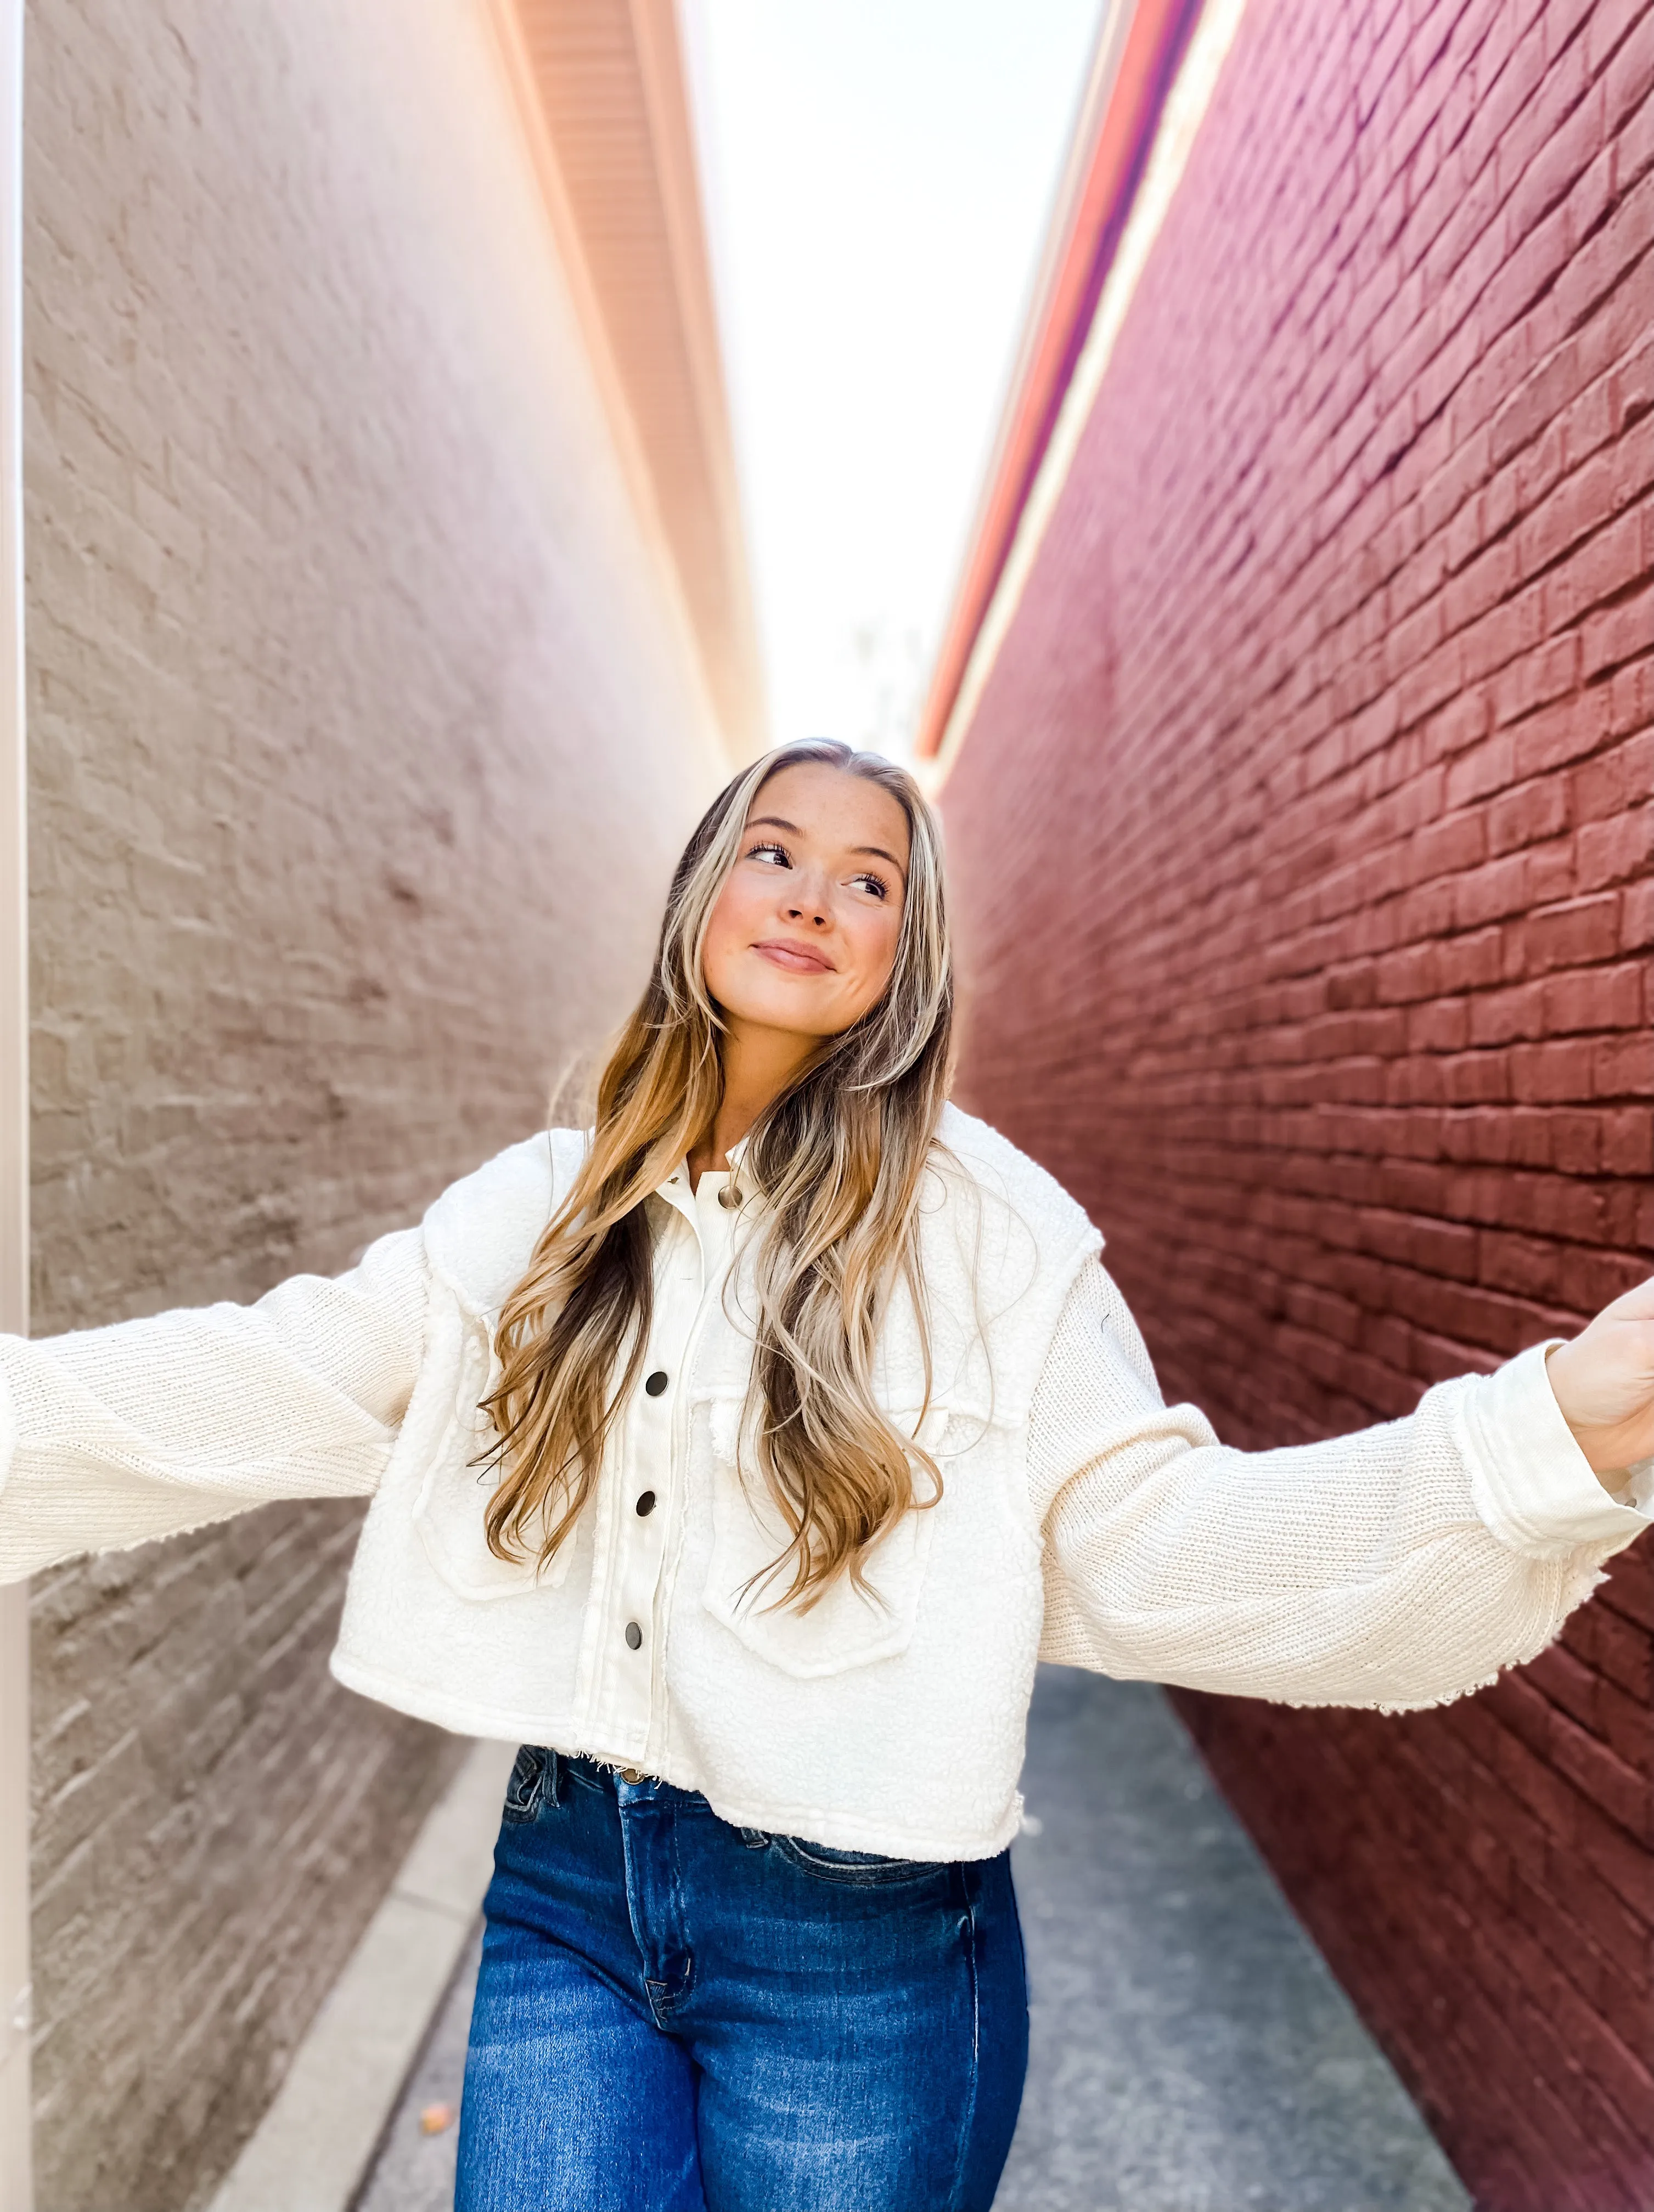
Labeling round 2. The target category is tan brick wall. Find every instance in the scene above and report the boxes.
[21,2,727,2204]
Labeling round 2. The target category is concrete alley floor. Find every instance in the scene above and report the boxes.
[355,1668,1470,2211]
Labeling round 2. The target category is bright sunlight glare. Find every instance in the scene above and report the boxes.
[682,0,1103,760]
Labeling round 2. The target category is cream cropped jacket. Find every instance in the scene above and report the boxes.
[0,1107,1647,1861]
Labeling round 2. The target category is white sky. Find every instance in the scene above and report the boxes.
[682,0,1102,759]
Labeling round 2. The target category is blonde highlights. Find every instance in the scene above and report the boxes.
[480,740,954,1609]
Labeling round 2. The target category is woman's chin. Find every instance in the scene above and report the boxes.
[719,989,845,1046]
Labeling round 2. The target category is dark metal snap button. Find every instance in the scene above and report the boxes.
[645,1370,668,1396]
[625,1620,643,1650]
[635,1490,656,1517]
[718,1185,735,1209]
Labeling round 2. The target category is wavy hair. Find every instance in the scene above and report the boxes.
[479,739,953,1610]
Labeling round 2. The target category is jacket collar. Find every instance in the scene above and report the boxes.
[651,1135,750,1233]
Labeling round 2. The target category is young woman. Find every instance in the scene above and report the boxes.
[1,740,1650,2212]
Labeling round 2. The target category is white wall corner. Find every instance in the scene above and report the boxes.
[0,0,28,2205]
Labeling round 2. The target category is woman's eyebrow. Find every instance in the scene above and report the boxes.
[745,814,908,877]
[854,844,907,874]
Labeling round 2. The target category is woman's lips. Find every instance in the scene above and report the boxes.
[752,939,835,974]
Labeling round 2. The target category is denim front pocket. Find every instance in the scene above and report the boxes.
[770,1833,950,1888]
[502,1744,553,1824]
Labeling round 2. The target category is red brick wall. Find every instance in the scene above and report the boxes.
[939,3,1653,2205]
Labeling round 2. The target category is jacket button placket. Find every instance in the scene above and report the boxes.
[589,1183,703,1756]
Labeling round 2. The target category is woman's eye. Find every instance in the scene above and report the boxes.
[746,840,790,867]
[853,871,890,900]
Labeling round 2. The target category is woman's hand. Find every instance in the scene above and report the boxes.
[1545,1278,1654,1485]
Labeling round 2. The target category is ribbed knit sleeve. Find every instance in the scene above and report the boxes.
[1028,1260,1651,1711]
[0,1224,429,1583]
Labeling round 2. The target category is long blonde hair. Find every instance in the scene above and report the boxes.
[480,740,954,1610]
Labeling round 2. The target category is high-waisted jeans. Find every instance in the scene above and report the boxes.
[455,1748,1029,2211]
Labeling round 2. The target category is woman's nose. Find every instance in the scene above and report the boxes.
[784,876,831,926]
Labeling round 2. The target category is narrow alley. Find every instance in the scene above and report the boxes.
[2,2,1647,2208]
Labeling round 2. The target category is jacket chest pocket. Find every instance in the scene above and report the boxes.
[699,1396,946,1678]
[410,1323,579,1601]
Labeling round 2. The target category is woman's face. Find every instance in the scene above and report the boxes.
[701,762,910,1046]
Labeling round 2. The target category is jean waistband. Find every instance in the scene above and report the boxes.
[562,1750,677,1796]
[511,1746,694,1816]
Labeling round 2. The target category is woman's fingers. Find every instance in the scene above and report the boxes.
[1545,1280,1654,1477]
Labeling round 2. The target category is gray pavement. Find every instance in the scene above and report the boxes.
[356,1918,481,2212]
[355,1668,1470,2210]
[994,1668,1468,2211]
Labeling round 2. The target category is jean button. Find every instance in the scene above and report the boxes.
[625,1620,643,1650]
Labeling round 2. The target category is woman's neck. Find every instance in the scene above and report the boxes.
[685,1019,818,1188]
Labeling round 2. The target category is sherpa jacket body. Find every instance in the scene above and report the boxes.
[0,1105,1646,1861]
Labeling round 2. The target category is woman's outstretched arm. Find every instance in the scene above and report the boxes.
[1030,1260,1651,1710]
[0,1223,429,1583]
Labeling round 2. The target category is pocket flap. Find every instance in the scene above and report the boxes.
[410,1327,576,1600]
[700,1400,945,1678]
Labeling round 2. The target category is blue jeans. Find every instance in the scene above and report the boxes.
[455,1749,1029,2211]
